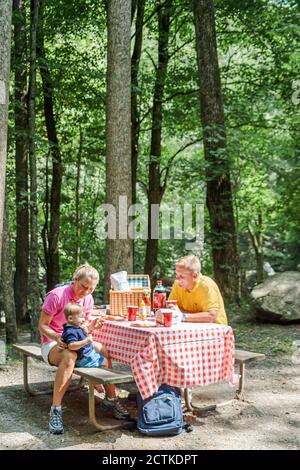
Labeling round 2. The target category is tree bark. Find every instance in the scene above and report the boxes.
[144,0,172,285]
[13,0,29,324]
[1,199,18,344]
[131,0,145,269]
[28,0,40,342]
[104,0,133,301]
[75,129,83,265]
[248,211,264,284]
[194,0,240,304]
[0,0,13,269]
[131,0,145,207]
[37,0,61,291]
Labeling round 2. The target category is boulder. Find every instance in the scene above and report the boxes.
[250,271,300,323]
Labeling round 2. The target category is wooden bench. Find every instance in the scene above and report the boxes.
[234,349,265,399]
[13,343,135,432]
[184,348,265,412]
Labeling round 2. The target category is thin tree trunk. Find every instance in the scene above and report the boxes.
[75,129,83,265]
[131,0,145,207]
[1,199,18,344]
[0,0,13,268]
[104,0,133,302]
[13,0,29,324]
[37,0,61,291]
[248,211,264,284]
[28,0,40,342]
[144,0,172,285]
[193,0,240,304]
[131,0,145,269]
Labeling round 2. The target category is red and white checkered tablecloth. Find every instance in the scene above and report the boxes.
[93,321,235,400]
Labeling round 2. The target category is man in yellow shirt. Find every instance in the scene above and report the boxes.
[168,255,227,325]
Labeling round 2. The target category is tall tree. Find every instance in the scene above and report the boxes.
[104,0,133,300]
[1,200,18,344]
[37,0,62,291]
[75,128,83,265]
[28,0,40,341]
[194,0,240,304]
[144,0,172,284]
[13,0,29,324]
[131,0,145,207]
[131,0,145,269]
[0,0,13,268]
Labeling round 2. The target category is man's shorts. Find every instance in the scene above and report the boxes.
[41,341,58,365]
[75,348,105,368]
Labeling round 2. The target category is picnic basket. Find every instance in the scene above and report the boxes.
[109,274,151,316]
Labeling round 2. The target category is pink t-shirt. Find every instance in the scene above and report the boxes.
[41,284,94,345]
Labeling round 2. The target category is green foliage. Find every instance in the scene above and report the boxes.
[5,0,300,304]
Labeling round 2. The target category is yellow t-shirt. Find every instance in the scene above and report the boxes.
[168,275,227,325]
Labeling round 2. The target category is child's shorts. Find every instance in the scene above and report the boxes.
[75,349,105,368]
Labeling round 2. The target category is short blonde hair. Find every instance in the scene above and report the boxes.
[73,264,99,283]
[176,255,201,274]
[64,302,83,320]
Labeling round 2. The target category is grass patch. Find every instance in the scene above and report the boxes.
[228,303,299,357]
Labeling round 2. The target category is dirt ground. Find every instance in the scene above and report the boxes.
[0,348,299,451]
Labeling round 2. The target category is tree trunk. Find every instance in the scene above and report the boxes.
[131,0,145,207]
[13,0,29,324]
[28,0,40,342]
[248,211,264,284]
[37,0,61,291]
[104,0,133,301]
[75,129,83,265]
[0,0,13,269]
[144,0,172,285]
[1,200,18,344]
[131,0,145,269]
[193,0,240,304]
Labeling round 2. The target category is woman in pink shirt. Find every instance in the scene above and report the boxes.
[39,264,129,434]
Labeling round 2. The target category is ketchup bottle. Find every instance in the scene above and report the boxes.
[153,280,166,312]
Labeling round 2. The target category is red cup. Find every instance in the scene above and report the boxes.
[163,309,173,327]
[127,306,139,321]
[166,300,177,308]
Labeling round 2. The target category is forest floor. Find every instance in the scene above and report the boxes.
[0,311,299,451]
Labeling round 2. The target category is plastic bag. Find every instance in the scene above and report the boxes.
[110,271,131,291]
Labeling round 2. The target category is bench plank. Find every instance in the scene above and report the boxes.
[13,344,43,360]
[235,349,265,364]
[74,367,134,385]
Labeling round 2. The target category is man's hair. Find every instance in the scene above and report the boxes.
[64,302,83,319]
[73,263,99,283]
[176,255,201,274]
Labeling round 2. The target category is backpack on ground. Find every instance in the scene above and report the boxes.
[136,384,184,437]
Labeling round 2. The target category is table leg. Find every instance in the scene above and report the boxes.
[236,361,245,400]
[23,355,53,396]
[87,380,132,432]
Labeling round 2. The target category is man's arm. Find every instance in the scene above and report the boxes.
[182,309,217,323]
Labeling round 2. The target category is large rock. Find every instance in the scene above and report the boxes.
[250,271,300,323]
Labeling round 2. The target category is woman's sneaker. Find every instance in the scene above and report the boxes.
[49,407,64,434]
[102,398,130,420]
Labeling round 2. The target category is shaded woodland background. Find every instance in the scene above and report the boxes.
[0,0,300,343]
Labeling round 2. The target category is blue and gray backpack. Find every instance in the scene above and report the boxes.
[137,384,188,437]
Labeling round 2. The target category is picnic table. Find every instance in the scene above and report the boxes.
[93,319,235,400]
